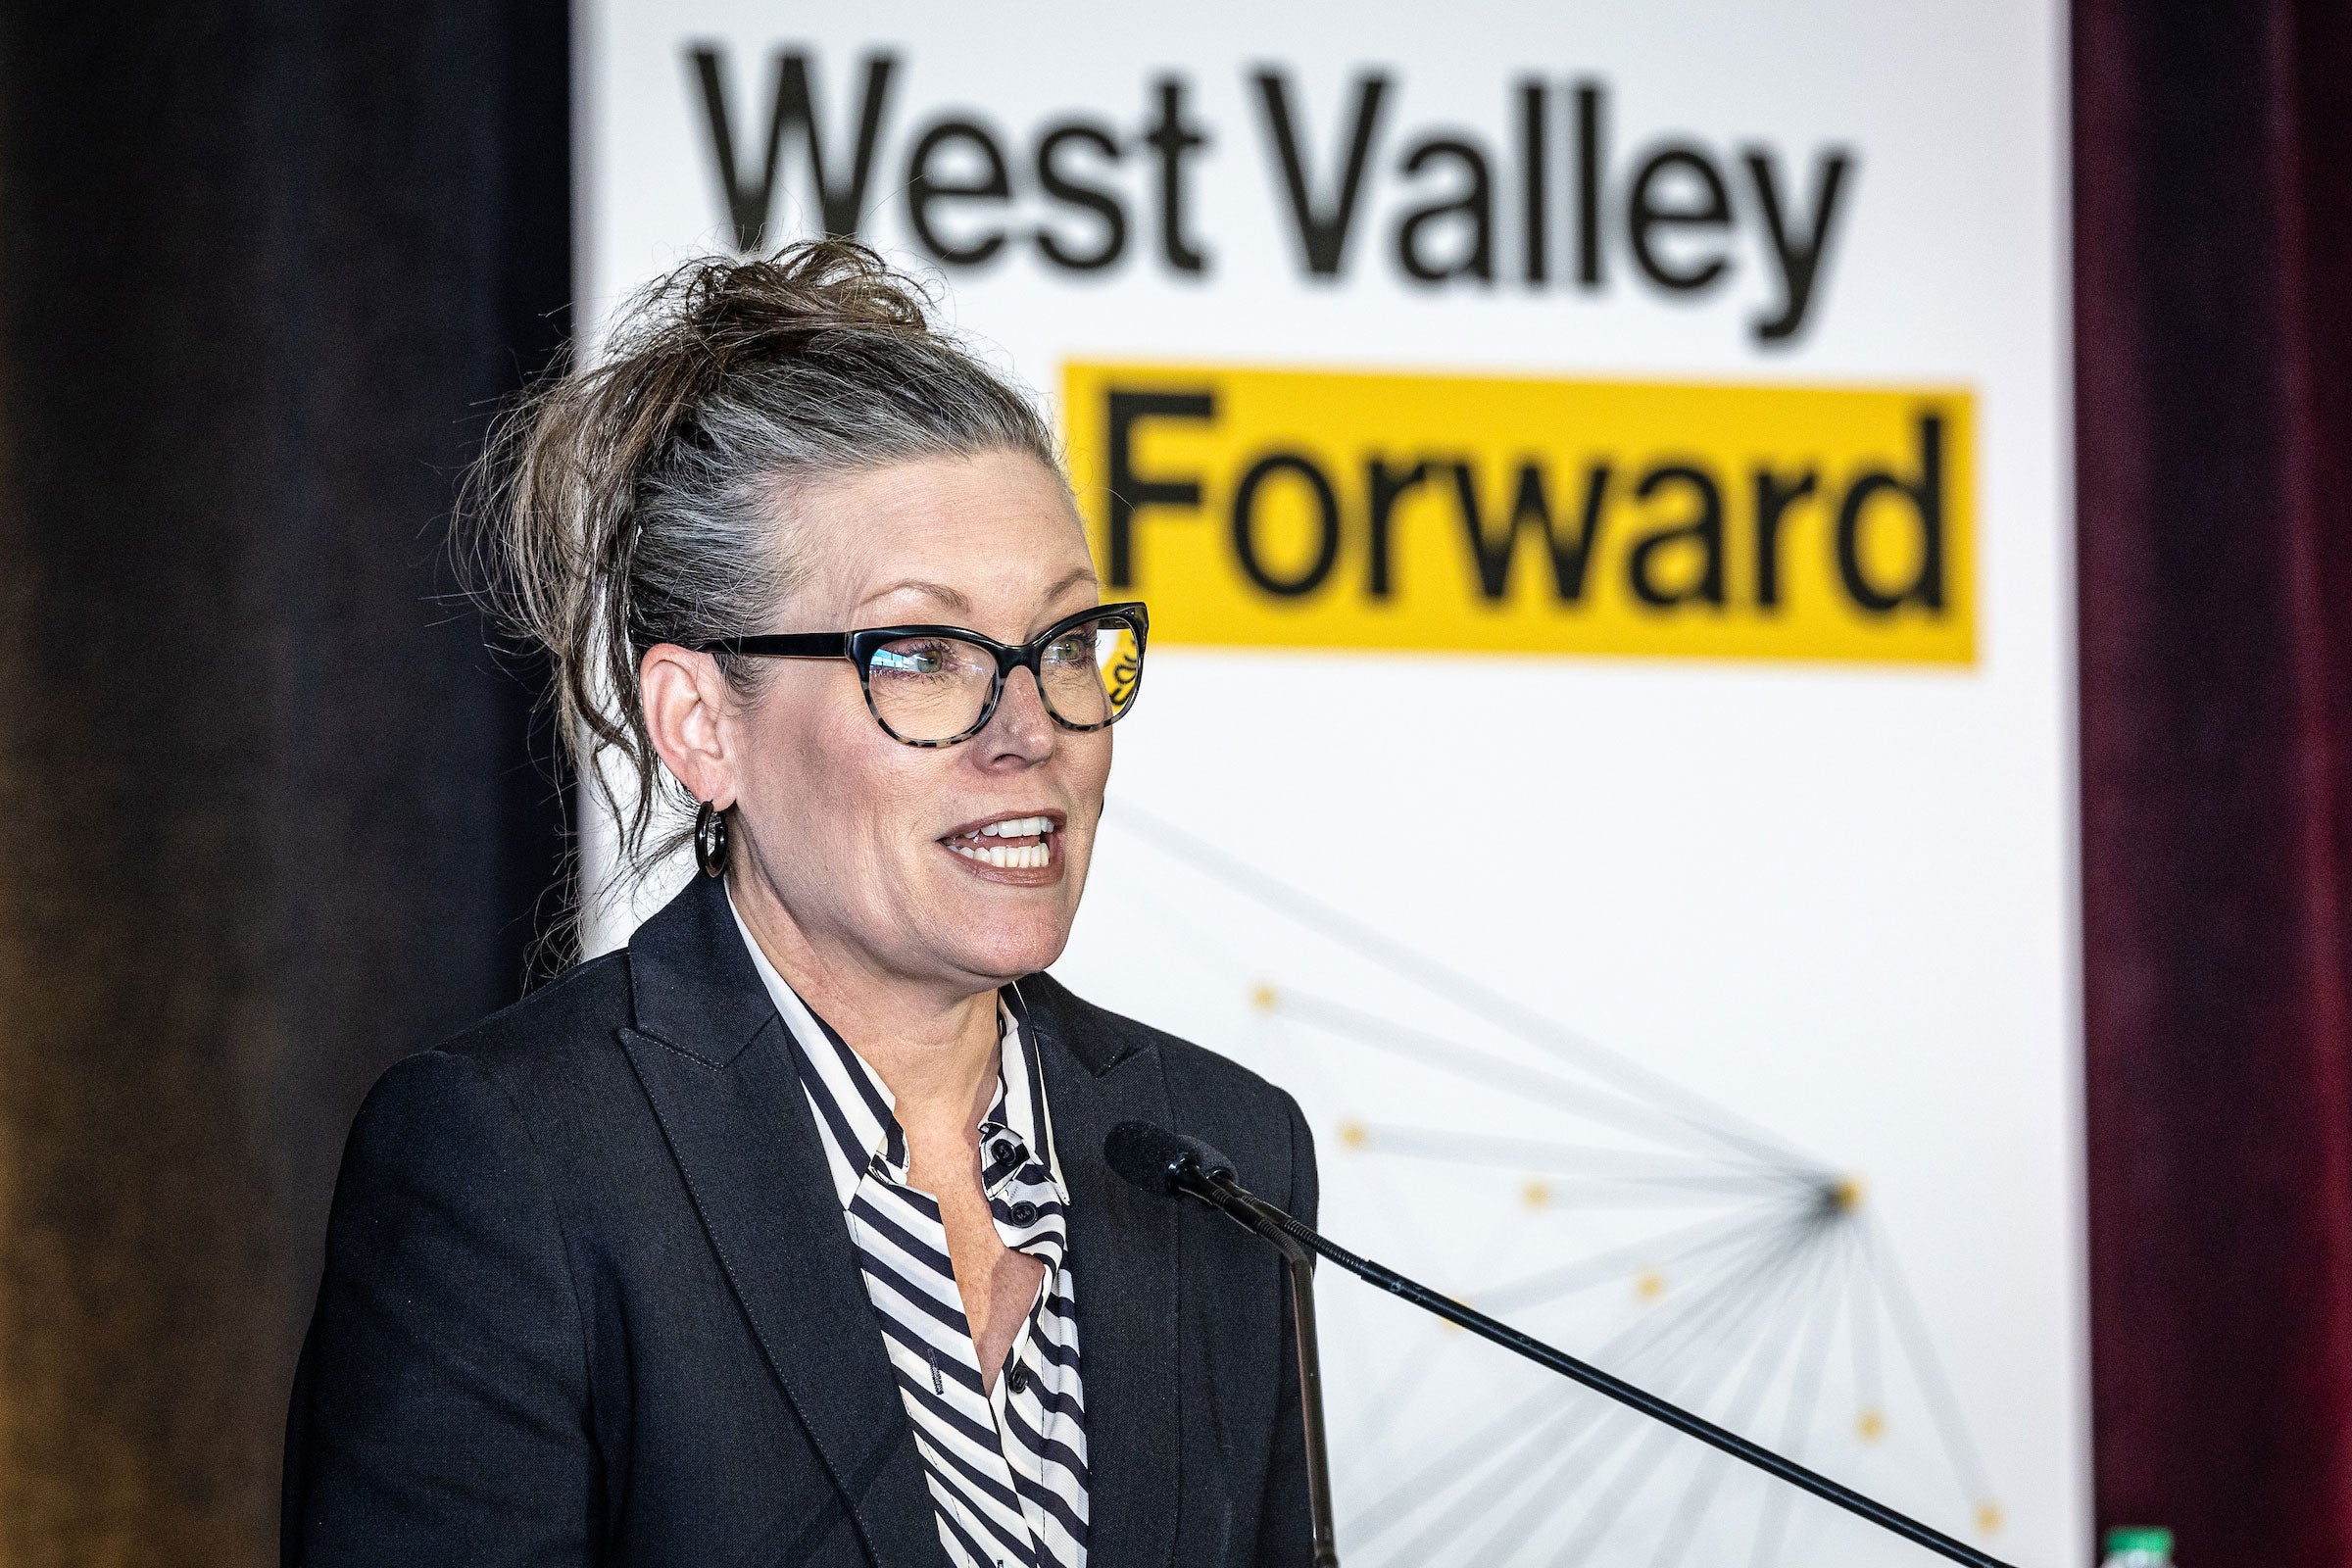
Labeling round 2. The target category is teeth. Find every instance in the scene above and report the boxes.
[948,816,1054,869]
[952,842,1050,869]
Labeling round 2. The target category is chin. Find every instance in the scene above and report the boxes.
[979,926,1073,981]
[938,904,1074,982]
[909,847,1086,980]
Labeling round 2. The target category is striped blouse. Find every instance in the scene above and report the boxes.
[731,908,1089,1568]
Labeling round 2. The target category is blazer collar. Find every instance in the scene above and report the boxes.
[624,868,777,1067]
[621,872,946,1568]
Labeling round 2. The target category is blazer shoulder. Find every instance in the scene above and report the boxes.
[434,949,634,1074]
[1028,969,1291,1102]
[1026,970,1315,1196]
[371,952,645,1146]
[345,950,654,1209]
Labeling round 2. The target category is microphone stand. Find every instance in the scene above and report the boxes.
[1188,1178,1343,1568]
[1196,1171,2017,1568]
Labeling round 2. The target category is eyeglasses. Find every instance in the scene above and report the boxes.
[689,602,1149,748]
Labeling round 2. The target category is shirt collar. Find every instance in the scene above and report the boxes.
[984,981,1065,1201]
[728,890,1066,1212]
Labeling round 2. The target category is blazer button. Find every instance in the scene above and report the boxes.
[1008,1365,1029,1395]
[1008,1200,1038,1225]
[991,1139,1016,1163]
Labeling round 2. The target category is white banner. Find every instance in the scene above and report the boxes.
[580,4,2082,1562]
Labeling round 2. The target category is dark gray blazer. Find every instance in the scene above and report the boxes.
[281,870,1317,1568]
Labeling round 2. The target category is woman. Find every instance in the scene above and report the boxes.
[280,241,1316,1568]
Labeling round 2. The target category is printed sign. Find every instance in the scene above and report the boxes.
[582,6,2083,1563]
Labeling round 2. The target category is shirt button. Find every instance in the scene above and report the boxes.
[991,1139,1016,1164]
[1008,1200,1038,1225]
[1008,1365,1029,1395]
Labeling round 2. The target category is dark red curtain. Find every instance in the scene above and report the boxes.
[2077,0,2352,1561]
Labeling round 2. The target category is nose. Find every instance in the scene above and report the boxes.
[975,667,1056,767]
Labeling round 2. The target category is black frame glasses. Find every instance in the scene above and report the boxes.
[689,601,1150,748]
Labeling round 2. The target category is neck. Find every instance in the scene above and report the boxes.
[726,868,1000,1127]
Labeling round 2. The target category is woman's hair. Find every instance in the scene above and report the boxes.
[465,239,1060,909]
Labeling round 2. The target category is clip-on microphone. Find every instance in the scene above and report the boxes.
[1104,1119,2018,1568]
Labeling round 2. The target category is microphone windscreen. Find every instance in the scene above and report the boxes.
[1104,1120,1190,1195]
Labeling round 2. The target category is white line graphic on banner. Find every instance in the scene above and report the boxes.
[1088,799,2002,1565]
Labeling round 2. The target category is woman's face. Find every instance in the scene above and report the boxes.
[722,449,1113,992]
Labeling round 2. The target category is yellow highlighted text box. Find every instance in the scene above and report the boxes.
[1061,363,1975,664]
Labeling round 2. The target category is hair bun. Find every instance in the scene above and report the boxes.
[620,240,933,369]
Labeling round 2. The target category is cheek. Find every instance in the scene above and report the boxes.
[1067,731,1114,816]
[827,735,960,881]
[742,689,892,842]
[1054,733,1115,883]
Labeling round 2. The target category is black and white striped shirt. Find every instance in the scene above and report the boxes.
[732,912,1089,1568]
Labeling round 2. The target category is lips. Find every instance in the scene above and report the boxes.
[939,812,1060,871]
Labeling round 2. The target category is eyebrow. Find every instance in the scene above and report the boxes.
[858,579,974,615]
[1040,565,1101,603]
[856,566,1102,620]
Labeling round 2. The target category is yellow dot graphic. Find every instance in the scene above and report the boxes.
[1338,1121,1368,1150]
[1521,1179,1551,1209]
[1975,1502,2003,1536]
[1635,1270,1667,1302]
[1250,981,1280,1013]
[1832,1175,1866,1212]
[1856,1408,1886,1442]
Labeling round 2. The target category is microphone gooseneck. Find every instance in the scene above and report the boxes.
[1108,1119,1339,1568]
[1107,1119,2018,1568]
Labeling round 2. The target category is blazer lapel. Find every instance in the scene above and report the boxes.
[1020,977,1182,1568]
[621,875,945,1568]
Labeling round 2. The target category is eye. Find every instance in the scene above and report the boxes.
[872,641,950,676]
[1043,631,1093,667]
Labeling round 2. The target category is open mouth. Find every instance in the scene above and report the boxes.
[940,813,1059,870]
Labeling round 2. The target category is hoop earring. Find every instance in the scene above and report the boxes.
[694,801,729,879]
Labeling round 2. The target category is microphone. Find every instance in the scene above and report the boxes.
[1103,1119,1236,1197]
[1106,1119,2017,1568]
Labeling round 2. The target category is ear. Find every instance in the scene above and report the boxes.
[641,644,739,809]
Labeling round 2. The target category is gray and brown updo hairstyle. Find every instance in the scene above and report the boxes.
[468,238,1060,878]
